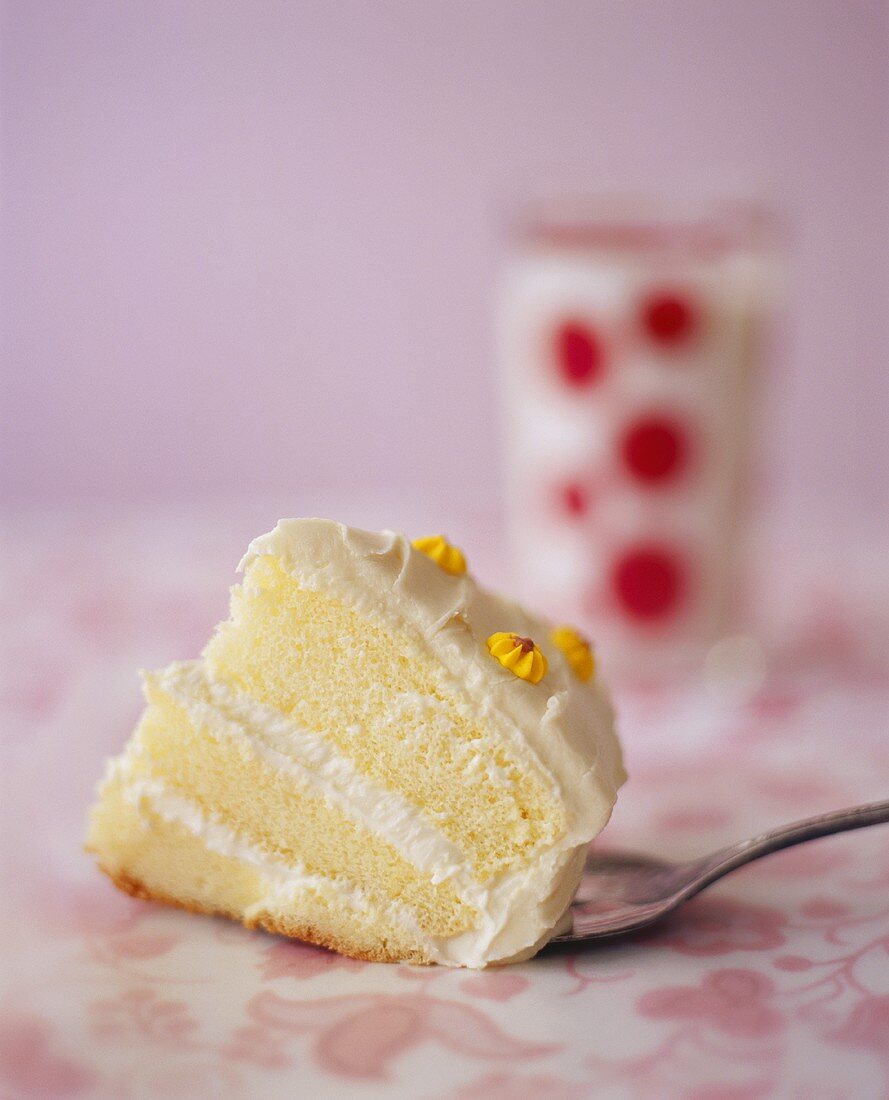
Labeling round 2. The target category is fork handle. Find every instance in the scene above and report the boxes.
[687,798,889,898]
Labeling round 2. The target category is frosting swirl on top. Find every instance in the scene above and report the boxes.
[411,534,467,576]
[487,632,549,684]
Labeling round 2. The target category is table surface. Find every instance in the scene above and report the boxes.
[3,505,889,1099]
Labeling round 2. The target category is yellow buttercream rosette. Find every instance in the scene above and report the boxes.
[412,534,467,576]
[487,632,548,684]
[551,625,595,683]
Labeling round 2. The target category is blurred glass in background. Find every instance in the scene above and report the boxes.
[497,195,780,676]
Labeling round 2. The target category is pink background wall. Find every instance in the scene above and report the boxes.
[2,1,887,533]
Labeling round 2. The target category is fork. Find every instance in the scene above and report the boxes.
[552,799,889,944]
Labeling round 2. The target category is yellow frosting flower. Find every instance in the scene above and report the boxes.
[551,625,595,683]
[487,632,548,684]
[412,534,467,576]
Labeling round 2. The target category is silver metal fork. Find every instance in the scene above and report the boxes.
[553,799,889,944]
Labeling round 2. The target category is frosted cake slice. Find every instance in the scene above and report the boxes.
[86,519,625,967]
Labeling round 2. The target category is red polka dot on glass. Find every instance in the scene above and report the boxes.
[561,481,588,517]
[554,320,604,388]
[642,292,697,347]
[612,544,686,621]
[621,414,690,485]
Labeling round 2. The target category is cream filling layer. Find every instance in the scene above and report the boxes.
[126,661,587,967]
[152,661,481,901]
[111,756,582,968]
[113,763,426,938]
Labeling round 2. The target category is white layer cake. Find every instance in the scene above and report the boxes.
[86,519,625,966]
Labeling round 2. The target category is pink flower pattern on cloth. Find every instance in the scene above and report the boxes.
[2,509,889,1098]
[641,897,788,955]
[638,969,784,1039]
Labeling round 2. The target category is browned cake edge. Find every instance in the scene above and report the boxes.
[89,853,433,966]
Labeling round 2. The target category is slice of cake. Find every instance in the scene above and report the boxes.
[86,519,625,966]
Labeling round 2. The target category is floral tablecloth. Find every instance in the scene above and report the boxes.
[3,505,888,1099]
